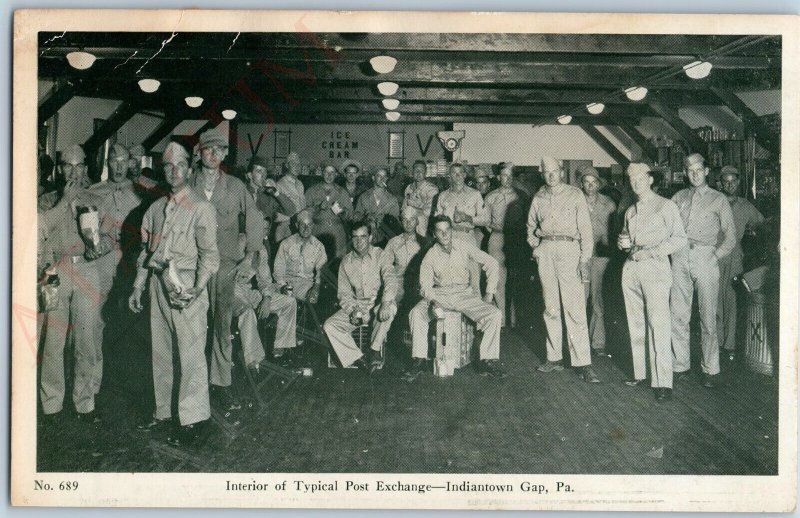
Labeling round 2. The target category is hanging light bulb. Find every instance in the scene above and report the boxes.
[586,103,605,115]
[557,115,572,125]
[222,109,237,120]
[185,96,204,108]
[683,60,713,80]
[385,111,401,122]
[624,86,648,101]
[377,82,399,96]
[370,55,398,74]
[382,98,400,110]
[66,51,97,70]
[138,79,161,93]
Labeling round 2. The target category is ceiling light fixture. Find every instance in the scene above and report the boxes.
[66,51,96,70]
[222,109,237,120]
[377,81,399,96]
[385,111,401,122]
[382,98,400,110]
[586,102,605,115]
[683,60,713,80]
[557,115,572,125]
[138,79,161,93]
[624,86,648,101]
[185,96,203,108]
[370,55,398,74]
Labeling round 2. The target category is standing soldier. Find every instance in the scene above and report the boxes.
[354,167,401,246]
[129,141,220,446]
[304,162,352,259]
[407,215,505,378]
[483,163,520,327]
[402,160,439,236]
[717,165,764,362]
[189,128,263,411]
[619,163,687,401]
[671,153,736,388]
[39,144,111,423]
[323,221,398,373]
[245,156,296,251]
[578,166,617,356]
[526,156,599,383]
[436,162,488,249]
[275,151,306,243]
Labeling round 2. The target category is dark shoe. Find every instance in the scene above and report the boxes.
[673,370,691,382]
[592,348,610,358]
[369,351,384,374]
[580,366,601,383]
[351,356,370,373]
[477,359,507,378]
[137,417,171,434]
[655,388,673,401]
[623,378,646,387]
[75,410,102,425]
[247,363,267,384]
[537,360,564,373]
[210,385,242,412]
[702,373,720,388]
[40,411,64,428]
[406,358,428,376]
[166,420,208,448]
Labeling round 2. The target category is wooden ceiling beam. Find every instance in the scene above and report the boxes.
[648,100,708,153]
[612,121,659,163]
[709,87,779,156]
[142,114,184,151]
[83,101,141,154]
[580,125,631,167]
[38,78,77,123]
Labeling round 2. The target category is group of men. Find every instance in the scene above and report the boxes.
[37,124,764,447]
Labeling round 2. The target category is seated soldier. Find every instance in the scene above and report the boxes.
[323,221,398,373]
[408,215,505,378]
[383,205,427,307]
[273,210,327,304]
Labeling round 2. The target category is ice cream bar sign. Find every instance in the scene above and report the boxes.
[322,131,359,159]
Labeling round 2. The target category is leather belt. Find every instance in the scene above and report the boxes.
[541,235,576,242]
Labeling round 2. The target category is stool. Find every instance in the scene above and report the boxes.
[433,310,475,377]
[744,292,775,376]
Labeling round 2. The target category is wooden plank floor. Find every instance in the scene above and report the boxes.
[37,326,778,475]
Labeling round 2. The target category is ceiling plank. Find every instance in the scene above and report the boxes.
[613,121,659,163]
[709,87,779,156]
[83,101,141,154]
[580,125,630,167]
[648,100,708,153]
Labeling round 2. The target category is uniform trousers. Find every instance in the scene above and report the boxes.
[324,302,395,367]
[237,291,298,366]
[40,259,102,415]
[671,245,721,375]
[149,271,210,426]
[409,288,501,361]
[209,259,238,387]
[94,249,123,395]
[716,248,742,352]
[622,256,673,388]
[583,256,610,349]
[284,277,315,302]
[534,240,591,367]
[487,232,508,327]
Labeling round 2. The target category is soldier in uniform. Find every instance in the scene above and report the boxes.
[39,144,112,424]
[304,162,352,259]
[402,160,439,236]
[189,128,263,411]
[483,163,520,327]
[129,141,219,446]
[526,156,599,383]
[323,221,398,373]
[273,210,328,304]
[717,165,765,361]
[354,167,401,246]
[274,151,305,243]
[245,156,296,253]
[407,215,505,377]
[618,163,687,401]
[578,166,617,356]
[384,206,427,307]
[341,159,367,207]
[671,153,736,388]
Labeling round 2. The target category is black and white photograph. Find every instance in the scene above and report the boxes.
[11,9,798,510]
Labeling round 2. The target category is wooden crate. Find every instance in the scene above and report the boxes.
[433,310,475,376]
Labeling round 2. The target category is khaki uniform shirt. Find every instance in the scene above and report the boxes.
[672,184,736,258]
[435,185,489,233]
[484,187,520,232]
[90,179,142,250]
[337,246,397,314]
[526,183,594,262]
[420,240,499,301]
[622,191,687,258]
[273,234,327,287]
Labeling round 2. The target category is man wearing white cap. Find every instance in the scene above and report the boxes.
[527,156,599,383]
[129,141,219,446]
[402,160,439,236]
[483,163,520,327]
[578,166,617,356]
[189,128,263,411]
[717,165,764,360]
[619,163,687,401]
[39,144,111,423]
[671,153,736,388]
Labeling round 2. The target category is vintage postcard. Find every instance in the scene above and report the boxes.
[11,9,798,510]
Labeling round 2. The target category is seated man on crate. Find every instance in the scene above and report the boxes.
[407,215,505,378]
[323,220,398,374]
